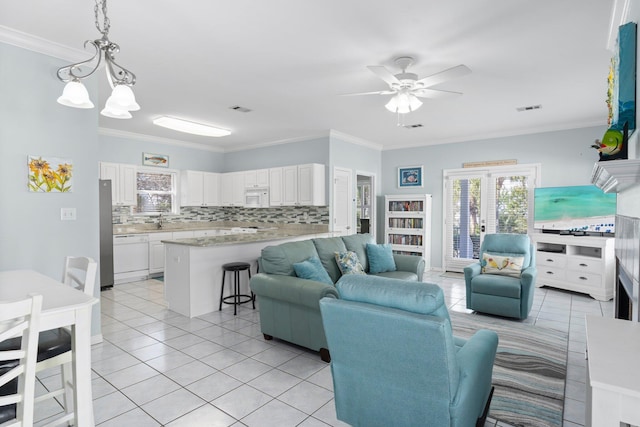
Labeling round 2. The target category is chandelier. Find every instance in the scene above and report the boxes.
[56,0,139,119]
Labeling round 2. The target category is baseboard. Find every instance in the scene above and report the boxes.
[91,334,104,345]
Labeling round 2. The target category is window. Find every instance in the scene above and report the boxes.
[133,168,178,215]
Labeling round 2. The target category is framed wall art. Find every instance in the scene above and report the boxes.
[398,166,423,188]
[28,155,73,192]
[143,152,169,167]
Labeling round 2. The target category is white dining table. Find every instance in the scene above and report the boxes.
[0,269,98,427]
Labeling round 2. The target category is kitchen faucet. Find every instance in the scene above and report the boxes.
[157,213,164,229]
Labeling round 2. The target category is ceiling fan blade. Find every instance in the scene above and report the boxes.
[415,64,471,88]
[340,90,396,96]
[367,66,401,86]
[412,88,463,99]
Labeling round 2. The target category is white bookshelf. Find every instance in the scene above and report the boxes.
[384,194,432,269]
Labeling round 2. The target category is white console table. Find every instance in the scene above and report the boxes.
[586,316,640,426]
[531,234,615,301]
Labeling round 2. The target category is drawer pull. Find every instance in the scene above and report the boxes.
[546,259,554,262]
[579,263,588,267]
[546,271,554,275]
[579,276,588,280]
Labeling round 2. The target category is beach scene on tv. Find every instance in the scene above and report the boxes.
[533,185,617,234]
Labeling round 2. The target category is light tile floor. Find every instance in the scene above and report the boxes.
[33,271,613,426]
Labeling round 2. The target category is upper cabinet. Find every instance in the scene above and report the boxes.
[100,162,136,206]
[245,169,269,188]
[181,170,219,207]
[220,172,245,206]
[269,163,325,206]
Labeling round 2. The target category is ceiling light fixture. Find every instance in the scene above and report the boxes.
[384,89,423,114]
[153,116,231,137]
[56,0,139,119]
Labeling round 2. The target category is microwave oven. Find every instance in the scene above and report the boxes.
[245,188,269,208]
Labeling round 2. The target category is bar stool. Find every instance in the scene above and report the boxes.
[219,262,255,315]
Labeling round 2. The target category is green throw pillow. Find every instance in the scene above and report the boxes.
[334,251,366,275]
[366,243,397,274]
[293,256,334,285]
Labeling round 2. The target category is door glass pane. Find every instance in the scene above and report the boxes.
[452,178,481,260]
[495,175,529,234]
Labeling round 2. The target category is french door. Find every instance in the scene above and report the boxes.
[443,164,539,272]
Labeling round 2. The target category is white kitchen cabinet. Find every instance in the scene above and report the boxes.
[149,232,173,276]
[100,162,137,206]
[269,164,325,206]
[244,169,269,188]
[269,168,283,206]
[298,163,325,206]
[180,170,219,207]
[532,234,615,301]
[220,172,245,206]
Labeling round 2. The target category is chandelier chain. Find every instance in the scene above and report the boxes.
[94,0,110,37]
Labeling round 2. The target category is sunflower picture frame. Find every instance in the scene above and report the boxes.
[28,155,73,193]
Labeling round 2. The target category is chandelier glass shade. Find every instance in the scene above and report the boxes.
[385,90,423,114]
[56,0,139,119]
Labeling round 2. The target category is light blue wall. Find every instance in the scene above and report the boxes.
[381,126,607,269]
[0,43,101,336]
[222,136,330,172]
[99,134,225,171]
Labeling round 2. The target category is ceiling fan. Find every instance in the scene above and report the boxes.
[345,56,471,114]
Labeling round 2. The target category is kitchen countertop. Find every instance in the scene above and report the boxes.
[113,221,327,236]
[161,228,330,247]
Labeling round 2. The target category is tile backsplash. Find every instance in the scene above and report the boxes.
[112,205,329,226]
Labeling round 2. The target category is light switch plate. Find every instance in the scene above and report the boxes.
[61,208,76,221]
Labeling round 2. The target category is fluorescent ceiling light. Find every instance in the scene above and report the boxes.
[153,116,231,137]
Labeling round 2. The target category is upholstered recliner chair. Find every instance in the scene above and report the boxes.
[464,233,537,320]
[320,275,498,427]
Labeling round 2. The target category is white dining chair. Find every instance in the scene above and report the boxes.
[33,256,96,426]
[0,294,43,427]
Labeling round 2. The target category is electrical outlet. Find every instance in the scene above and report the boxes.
[61,208,76,221]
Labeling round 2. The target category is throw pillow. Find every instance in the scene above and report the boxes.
[481,253,524,277]
[293,256,334,285]
[366,243,397,274]
[334,251,366,275]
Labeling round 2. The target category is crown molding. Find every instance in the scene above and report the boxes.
[98,128,225,153]
[221,132,331,153]
[0,25,88,62]
[329,130,383,151]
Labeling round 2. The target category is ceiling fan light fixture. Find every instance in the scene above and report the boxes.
[385,92,423,114]
[153,116,231,137]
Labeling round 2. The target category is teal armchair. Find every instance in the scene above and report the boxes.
[464,233,537,320]
[320,275,498,427]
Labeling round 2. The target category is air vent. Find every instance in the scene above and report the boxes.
[403,123,423,129]
[516,104,542,112]
[229,105,252,113]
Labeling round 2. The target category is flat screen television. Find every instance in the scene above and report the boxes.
[533,185,616,234]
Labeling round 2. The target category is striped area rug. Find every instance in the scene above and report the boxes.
[450,312,568,427]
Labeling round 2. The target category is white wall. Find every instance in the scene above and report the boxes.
[0,43,101,337]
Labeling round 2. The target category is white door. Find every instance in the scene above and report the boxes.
[333,167,353,235]
[443,164,539,272]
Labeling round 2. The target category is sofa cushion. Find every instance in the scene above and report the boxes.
[481,252,524,277]
[471,274,522,298]
[293,257,334,285]
[341,233,375,272]
[335,251,366,275]
[260,240,320,276]
[312,237,347,283]
[373,271,419,281]
[366,243,397,274]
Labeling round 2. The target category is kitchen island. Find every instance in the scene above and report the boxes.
[162,225,330,317]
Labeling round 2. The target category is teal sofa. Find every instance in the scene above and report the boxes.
[320,275,498,427]
[250,233,425,361]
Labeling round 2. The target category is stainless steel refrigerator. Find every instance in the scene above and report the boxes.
[99,180,114,290]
